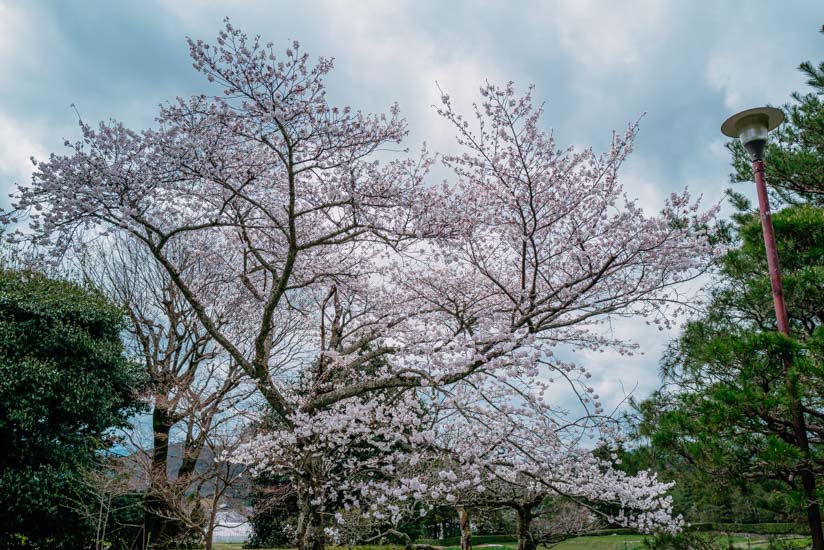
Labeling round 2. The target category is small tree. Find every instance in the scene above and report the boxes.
[70,455,144,550]
[200,414,251,550]
[246,471,300,548]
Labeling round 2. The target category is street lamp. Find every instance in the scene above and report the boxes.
[722,107,824,550]
[720,106,788,334]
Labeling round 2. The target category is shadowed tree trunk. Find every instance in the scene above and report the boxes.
[457,506,472,550]
[788,377,824,550]
[515,497,543,550]
[296,457,325,550]
[145,406,191,549]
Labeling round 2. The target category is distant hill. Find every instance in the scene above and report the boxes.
[120,443,250,500]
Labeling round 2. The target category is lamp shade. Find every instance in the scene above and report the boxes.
[721,107,784,161]
[721,107,784,140]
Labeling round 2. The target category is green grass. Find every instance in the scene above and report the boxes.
[205,534,813,550]
[440,536,649,550]
[548,535,648,550]
[209,535,643,550]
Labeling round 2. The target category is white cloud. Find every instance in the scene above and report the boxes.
[707,46,804,110]
[536,0,672,72]
[0,113,44,187]
[0,1,26,79]
[308,1,506,155]
[618,154,666,216]
[0,2,21,53]
[544,315,678,416]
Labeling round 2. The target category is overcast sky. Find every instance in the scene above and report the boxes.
[2,0,822,413]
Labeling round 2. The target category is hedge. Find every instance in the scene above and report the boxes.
[688,523,806,535]
[418,529,637,545]
[418,524,810,545]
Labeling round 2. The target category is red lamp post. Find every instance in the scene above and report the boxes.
[721,106,824,550]
[721,107,787,333]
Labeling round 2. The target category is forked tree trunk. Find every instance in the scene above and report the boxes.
[515,504,536,550]
[145,406,194,548]
[296,458,326,550]
[457,506,472,550]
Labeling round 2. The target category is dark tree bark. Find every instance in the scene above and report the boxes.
[144,407,192,549]
[515,500,541,550]
[457,506,472,550]
[788,376,824,550]
[296,458,325,550]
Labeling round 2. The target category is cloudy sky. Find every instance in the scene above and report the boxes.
[1,0,822,411]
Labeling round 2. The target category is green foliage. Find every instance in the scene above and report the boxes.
[103,492,147,549]
[634,204,824,527]
[634,46,824,534]
[0,269,145,549]
[246,472,299,549]
[709,523,805,535]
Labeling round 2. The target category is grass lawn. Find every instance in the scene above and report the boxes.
[438,537,647,550]
[206,534,813,550]
[547,535,649,549]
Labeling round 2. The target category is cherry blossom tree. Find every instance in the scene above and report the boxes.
[3,20,718,550]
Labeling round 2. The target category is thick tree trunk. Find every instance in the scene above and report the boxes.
[457,506,472,550]
[145,406,191,549]
[515,505,536,550]
[177,448,199,479]
[296,460,325,550]
[145,409,173,548]
[297,499,325,550]
[204,518,215,550]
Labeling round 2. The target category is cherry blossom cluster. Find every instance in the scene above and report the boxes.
[351,375,683,535]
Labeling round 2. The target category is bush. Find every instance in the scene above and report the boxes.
[0,269,145,549]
